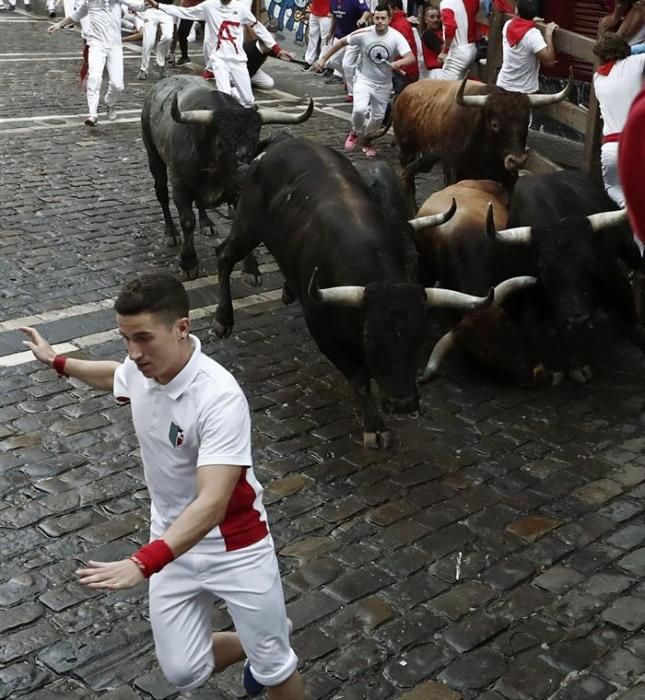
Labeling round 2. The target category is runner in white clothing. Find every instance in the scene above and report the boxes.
[593,31,645,210]
[148,0,293,107]
[314,3,413,157]
[49,0,144,126]
[496,0,557,94]
[439,0,478,79]
[137,0,176,81]
[19,272,305,700]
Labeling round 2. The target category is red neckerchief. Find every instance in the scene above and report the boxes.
[596,61,616,76]
[506,17,537,47]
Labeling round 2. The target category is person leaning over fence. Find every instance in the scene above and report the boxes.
[495,0,557,94]
[592,31,645,215]
[19,272,304,700]
[599,0,645,47]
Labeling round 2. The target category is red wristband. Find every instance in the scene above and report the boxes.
[130,539,175,578]
[272,43,282,56]
[52,355,68,377]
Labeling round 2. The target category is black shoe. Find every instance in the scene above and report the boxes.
[48,10,55,16]
[176,56,190,65]
[300,62,311,72]
[24,3,32,9]
[325,74,343,84]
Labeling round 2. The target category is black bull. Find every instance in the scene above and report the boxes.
[141,76,313,279]
[427,172,645,384]
[213,138,494,449]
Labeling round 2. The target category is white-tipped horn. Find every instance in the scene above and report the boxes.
[257,98,314,125]
[171,94,213,125]
[456,78,489,108]
[528,67,573,107]
[486,203,532,244]
[308,267,365,307]
[493,276,538,304]
[419,330,456,383]
[425,286,494,311]
[587,209,629,232]
[408,198,457,231]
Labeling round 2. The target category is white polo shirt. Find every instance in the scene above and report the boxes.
[496,20,547,94]
[113,335,269,554]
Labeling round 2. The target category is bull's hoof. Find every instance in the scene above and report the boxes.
[213,316,233,339]
[363,430,393,450]
[569,365,593,384]
[242,272,262,288]
[181,264,199,281]
[201,224,217,238]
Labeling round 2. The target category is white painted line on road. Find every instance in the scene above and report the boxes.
[0,108,141,124]
[0,55,139,62]
[0,263,281,331]
[0,289,283,366]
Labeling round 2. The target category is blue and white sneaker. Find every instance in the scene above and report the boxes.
[242,618,293,696]
[243,660,265,697]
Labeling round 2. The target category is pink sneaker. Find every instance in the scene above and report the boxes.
[344,94,353,103]
[362,144,377,158]
[344,131,359,151]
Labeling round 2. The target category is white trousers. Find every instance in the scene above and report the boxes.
[327,40,360,94]
[439,42,477,80]
[601,142,625,209]
[86,42,123,119]
[149,536,297,693]
[304,14,333,65]
[141,7,174,71]
[352,74,390,138]
[212,55,254,107]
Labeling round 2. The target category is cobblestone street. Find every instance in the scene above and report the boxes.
[3,8,645,700]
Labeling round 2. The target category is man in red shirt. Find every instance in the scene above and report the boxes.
[386,0,418,93]
[304,0,332,72]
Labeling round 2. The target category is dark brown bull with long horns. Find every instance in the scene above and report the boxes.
[141,75,313,279]
[392,75,571,205]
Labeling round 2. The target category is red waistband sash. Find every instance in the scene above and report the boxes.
[602,133,621,145]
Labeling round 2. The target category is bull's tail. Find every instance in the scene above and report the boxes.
[369,112,393,142]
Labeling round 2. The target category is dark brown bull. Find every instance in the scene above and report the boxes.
[392,77,570,205]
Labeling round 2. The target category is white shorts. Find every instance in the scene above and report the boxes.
[149,535,297,693]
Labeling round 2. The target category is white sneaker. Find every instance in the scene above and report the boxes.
[251,69,274,90]
[106,105,117,121]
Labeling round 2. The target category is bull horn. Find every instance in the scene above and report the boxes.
[425,286,494,311]
[528,67,573,107]
[308,266,365,307]
[486,205,532,244]
[257,98,314,125]
[587,209,629,231]
[408,198,457,231]
[419,330,456,383]
[171,94,213,125]
[493,276,538,304]
[456,78,488,108]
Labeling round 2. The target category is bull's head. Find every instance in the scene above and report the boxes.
[487,206,633,327]
[171,94,314,198]
[456,72,571,173]
[308,262,494,414]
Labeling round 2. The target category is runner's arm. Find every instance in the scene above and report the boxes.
[160,465,243,556]
[391,50,415,72]
[19,326,120,391]
[148,0,205,20]
[313,35,348,69]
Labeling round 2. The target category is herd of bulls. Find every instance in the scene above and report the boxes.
[141,74,644,449]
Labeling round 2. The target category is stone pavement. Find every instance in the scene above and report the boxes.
[2,9,645,700]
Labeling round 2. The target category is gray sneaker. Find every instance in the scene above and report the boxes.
[137,70,148,81]
[106,105,117,121]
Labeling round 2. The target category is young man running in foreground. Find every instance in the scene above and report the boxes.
[20,272,304,699]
